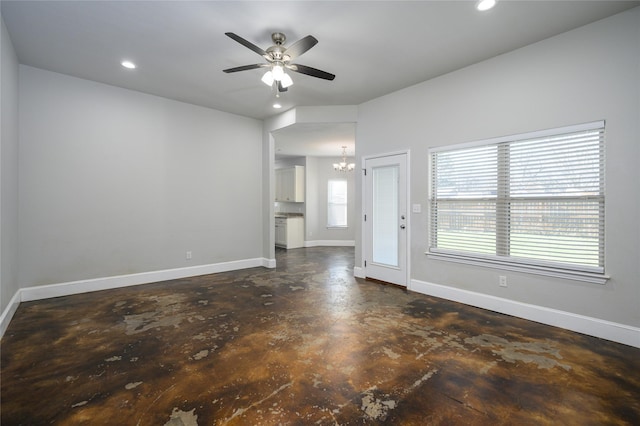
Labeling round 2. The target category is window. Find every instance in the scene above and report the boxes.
[428,121,605,283]
[328,180,348,227]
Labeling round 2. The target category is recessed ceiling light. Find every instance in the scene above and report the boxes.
[273,102,282,109]
[476,0,496,11]
[121,60,136,69]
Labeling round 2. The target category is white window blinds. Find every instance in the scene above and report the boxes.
[429,121,605,278]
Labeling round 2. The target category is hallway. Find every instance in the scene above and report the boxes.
[2,247,639,425]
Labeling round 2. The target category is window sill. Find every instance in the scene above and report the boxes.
[425,252,609,285]
[326,226,348,230]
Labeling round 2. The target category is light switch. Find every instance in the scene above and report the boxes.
[412,204,422,213]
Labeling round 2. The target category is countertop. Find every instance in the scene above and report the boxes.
[275,213,304,218]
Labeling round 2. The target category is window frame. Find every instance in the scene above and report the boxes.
[427,121,608,284]
[327,179,348,228]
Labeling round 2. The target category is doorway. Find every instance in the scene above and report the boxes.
[363,152,409,286]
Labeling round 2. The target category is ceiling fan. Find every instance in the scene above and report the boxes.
[223,32,335,92]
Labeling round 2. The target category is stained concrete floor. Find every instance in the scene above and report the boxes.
[1,247,639,425]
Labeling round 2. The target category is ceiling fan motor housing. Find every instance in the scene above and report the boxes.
[271,32,286,45]
[267,33,288,61]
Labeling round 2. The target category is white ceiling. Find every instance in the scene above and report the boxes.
[2,0,637,157]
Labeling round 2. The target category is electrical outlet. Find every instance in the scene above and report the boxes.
[499,275,507,287]
[186,251,192,260]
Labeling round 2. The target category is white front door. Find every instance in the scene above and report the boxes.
[363,153,408,286]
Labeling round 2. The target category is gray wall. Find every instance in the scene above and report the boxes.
[356,8,640,327]
[1,17,20,312]
[18,66,263,287]
[304,157,318,237]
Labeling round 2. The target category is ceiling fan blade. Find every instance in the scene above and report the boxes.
[225,32,270,58]
[223,64,268,73]
[284,35,318,60]
[287,64,335,81]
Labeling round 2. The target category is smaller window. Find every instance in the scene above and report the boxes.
[328,180,348,227]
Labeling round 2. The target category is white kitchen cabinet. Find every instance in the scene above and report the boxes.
[275,217,287,247]
[275,166,305,202]
[275,216,304,249]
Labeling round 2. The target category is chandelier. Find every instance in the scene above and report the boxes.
[333,146,355,172]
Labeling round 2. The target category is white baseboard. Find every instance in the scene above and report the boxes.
[353,266,365,279]
[20,257,268,303]
[0,289,22,337]
[1,257,272,338]
[410,279,640,349]
[304,240,355,247]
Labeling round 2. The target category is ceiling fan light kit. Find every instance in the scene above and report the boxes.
[261,71,275,86]
[223,31,335,95]
[261,65,294,89]
[280,73,293,88]
[271,64,285,80]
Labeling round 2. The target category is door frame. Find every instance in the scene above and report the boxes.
[360,150,411,287]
